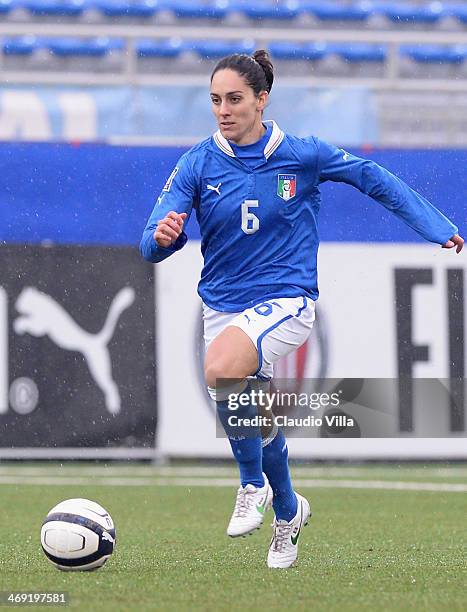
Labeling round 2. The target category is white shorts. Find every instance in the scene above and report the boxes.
[203,296,315,380]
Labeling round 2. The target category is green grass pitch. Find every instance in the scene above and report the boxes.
[0,463,466,611]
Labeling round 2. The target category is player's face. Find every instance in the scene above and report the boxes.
[210,69,268,145]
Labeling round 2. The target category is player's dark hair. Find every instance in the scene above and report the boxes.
[211,49,274,95]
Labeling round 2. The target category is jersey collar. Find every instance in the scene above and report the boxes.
[213,120,284,160]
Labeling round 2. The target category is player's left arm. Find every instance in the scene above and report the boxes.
[314,138,463,252]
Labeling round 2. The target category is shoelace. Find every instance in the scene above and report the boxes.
[270,521,293,552]
[232,488,254,518]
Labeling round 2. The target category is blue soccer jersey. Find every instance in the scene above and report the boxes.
[140,120,458,312]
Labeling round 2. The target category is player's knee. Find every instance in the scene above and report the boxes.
[204,361,230,389]
[204,360,246,389]
[204,360,220,388]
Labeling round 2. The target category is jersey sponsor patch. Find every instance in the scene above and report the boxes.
[277,174,296,201]
[163,167,179,192]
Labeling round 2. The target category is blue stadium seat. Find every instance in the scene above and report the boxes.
[331,43,387,63]
[449,4,467,24]
[166,1,228,19]
[375,2,446,24]
[0,0,14,15]
[136,38,184,58]
[189,39,255,59]
[21,0,85,17]
[3,36,40,55]
[92,0,158,18]
[400,44,466,63]
[228,1,299,21]
[301,1,371,22]
[47,37,124,56]
[268,41,328,61]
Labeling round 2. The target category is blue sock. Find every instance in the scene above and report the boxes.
[216,382,264,489]
[262,428,297,522]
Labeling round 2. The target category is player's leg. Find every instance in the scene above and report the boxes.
[230,296,314,566]
[261,417,312,569]
[267,493,311,569]
[230,296,314,522]
[262,426,297,521]
[205,325,264,489]
[204,325,258,385]
[204,311,273,537]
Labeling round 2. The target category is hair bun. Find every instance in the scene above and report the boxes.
[252,49,274,93]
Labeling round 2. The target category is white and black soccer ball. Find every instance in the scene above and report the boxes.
[40,498,116,571]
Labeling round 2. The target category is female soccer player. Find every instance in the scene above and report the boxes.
[140,50,463,569]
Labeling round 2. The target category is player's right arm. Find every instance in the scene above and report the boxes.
[140,152,197,263]
[154,211,187,248]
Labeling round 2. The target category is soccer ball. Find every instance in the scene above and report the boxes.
[40,498,116,571]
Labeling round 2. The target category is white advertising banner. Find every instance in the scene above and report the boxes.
[157,242,466,458]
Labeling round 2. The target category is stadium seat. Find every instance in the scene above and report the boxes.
[268,41,328,62]
[301,1,371,23]
[137,38,257,74]
[399,43,467,78]
[92,0,158,19]
[189,39,255,59]
[167,1,229,20]
[45,36,123,56]
[331,43,387,63]
[267,41,329,77]
[43,36,125,72]
[228,1,299,21]
[400,44,465,64]
[136,37,184,73]
[21,0,85,17]
[2,36,47,70]
[0,0,14,15]
[375,2,446,25]
[324,42,387,76]
[450,4,467,24]
[136,37,183,58]
[3,35,39,54]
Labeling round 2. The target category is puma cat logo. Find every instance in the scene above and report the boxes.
[101,531,115,544]
[207,182,222,196]
[13,286,135,414]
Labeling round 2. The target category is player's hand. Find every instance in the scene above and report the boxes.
[442,234,464,254]
[154,211,187,248]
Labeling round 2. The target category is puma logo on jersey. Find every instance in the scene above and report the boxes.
[341,150,350,161]
[207,182,222,196]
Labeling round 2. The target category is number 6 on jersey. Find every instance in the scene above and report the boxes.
[241,199,259,235]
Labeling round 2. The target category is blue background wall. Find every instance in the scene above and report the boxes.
[0,143,464,246]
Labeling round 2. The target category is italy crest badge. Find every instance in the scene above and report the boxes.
[277,174,297,201]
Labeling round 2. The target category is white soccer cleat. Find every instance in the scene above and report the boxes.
[227,473,273,538]
[267,493,311,569]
